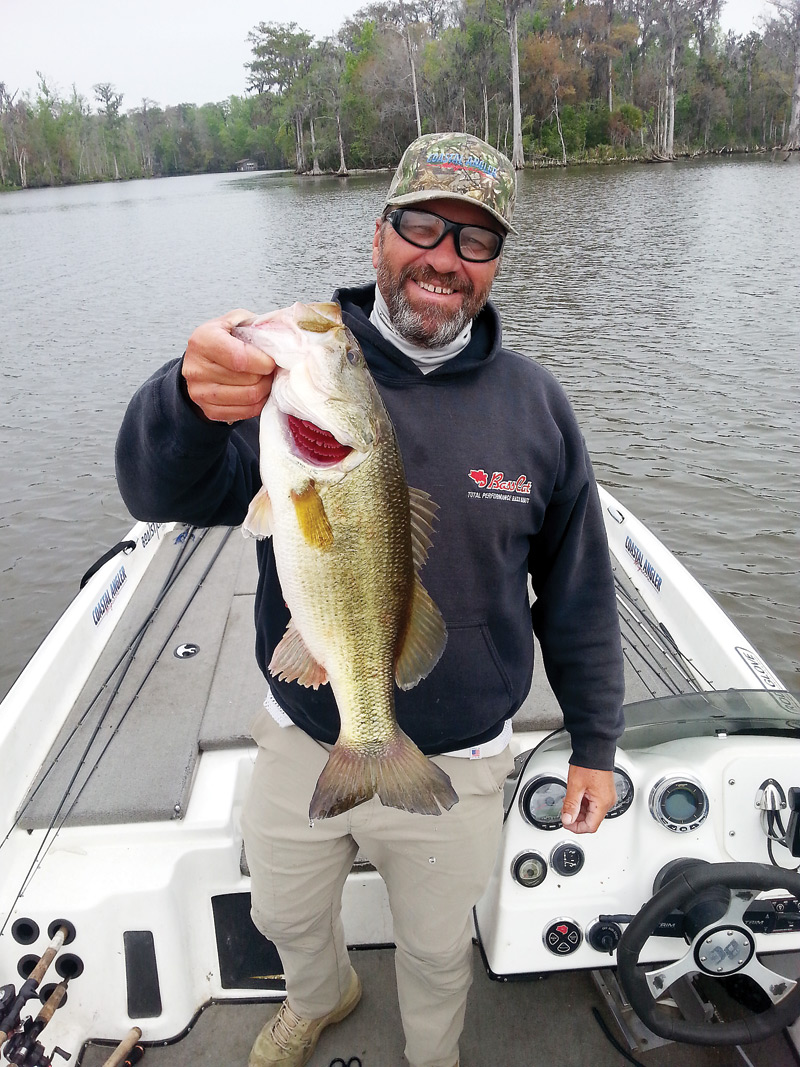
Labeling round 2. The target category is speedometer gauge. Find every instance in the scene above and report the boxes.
[605,767,635,819]
[520,776,567,830]
[649,776,709,832]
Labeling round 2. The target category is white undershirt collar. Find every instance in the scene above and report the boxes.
[369,286,471,374]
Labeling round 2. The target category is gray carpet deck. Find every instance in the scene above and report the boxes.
[19,526,697,829]
[78,945,795,1067]
[18,528,260,829]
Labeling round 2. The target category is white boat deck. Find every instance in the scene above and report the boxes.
[5,521,799,1067]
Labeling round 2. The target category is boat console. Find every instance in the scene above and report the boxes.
[475,688,800,1044]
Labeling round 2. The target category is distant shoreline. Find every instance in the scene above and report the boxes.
[2,146,794,193]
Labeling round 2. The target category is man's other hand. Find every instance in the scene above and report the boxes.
[560,765,616,834]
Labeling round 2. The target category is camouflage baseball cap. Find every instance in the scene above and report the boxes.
[385,132,517,234]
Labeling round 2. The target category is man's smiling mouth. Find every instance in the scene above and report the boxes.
[415,280,456,296]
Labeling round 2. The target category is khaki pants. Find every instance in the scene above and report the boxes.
[241,707,513,1067]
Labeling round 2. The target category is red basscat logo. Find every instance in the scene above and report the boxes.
[468,469,531,495]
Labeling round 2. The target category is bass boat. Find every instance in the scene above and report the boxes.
[1,487,798,1067]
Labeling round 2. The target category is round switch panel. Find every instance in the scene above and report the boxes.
[544,919,582,955]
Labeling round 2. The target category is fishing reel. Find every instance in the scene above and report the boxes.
[0,927,72,1067]
[2,1015,70,1066]
[0,981,70,1067]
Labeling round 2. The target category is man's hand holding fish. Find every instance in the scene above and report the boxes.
[182,308,275,423]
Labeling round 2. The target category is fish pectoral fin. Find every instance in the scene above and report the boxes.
[394,575,448,691]
[408,485,439,570]
[291,482,334,550]
[243,486,273,539]
[269,619,328,689]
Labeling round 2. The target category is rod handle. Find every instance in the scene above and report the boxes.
[100,1027,144,1067]
[35,980,68,1026]
[30,925,68,986]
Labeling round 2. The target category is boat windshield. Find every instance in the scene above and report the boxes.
[533,689,800,756]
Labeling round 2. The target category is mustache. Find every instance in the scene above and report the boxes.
[402,265,472,296]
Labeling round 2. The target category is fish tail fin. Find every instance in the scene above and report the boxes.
[376,732,459,816]
[309,732,458,821]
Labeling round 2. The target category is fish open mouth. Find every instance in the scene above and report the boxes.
[288,415,353,466]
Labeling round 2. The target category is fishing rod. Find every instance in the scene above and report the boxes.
[0,926,71,1066]
[0,526,205,862]
[0,528,206,938]
[614,575,708,692]
[99,1027,144,1066]
[3,527,236,921]
[2,980,143,1067]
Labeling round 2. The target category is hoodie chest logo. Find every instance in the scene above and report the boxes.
[467,469,531,502]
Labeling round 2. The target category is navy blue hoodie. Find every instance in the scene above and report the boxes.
[115,284,624,769]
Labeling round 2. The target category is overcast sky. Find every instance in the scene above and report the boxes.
[1,0,773,112]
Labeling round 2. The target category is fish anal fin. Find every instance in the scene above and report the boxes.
[269,619,328,689]
[408,485,439,570]
[394,576,447,691]
[243,486,273,539]
[309,731,458,820]
[291,482,334,549]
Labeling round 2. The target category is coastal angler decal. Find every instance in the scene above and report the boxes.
[468,468,531,504]
[91,565,127,626]
[624,535,663,593]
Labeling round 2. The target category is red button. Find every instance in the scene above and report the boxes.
[556,924,569,935]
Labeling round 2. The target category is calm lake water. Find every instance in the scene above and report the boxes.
[1,158,798,700]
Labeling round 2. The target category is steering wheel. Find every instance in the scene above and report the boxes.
[616,861,800,1044]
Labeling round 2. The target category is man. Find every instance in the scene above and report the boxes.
[116,132,625,1067]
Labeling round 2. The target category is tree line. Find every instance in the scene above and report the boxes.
[2,0,799,189]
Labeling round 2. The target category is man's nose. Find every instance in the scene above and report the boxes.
[423,232,461,274]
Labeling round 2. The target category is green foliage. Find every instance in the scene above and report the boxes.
[1,2,797,190]
[584,103,610,149]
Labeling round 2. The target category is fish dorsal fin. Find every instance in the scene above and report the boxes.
[291,482,334,549]
[408,485,438,570]
[394,575,447,691]
[307,301,343,323]
[243,485,273,539]
[269,618,328,689]
[296,302,343,332]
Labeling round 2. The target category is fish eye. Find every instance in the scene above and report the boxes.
[346,347,361,365]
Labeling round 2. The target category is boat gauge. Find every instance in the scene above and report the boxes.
[649,776,709,832]
[605,767,635,819]
[550,841,585,877]
[511,851,548,888]
[520,775,567,830]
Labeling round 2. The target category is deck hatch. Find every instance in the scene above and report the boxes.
[212,893,285,990]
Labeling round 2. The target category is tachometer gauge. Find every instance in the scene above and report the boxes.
[605,767,635,819]
[520,775,567,830]
[649,776,709,832]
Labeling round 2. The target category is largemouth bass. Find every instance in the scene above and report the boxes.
[233,301,457,820]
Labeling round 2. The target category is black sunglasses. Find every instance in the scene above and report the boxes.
[386,207,505,263]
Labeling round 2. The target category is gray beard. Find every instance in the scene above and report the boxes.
[384,290,473,348]
[376,256,484,348]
